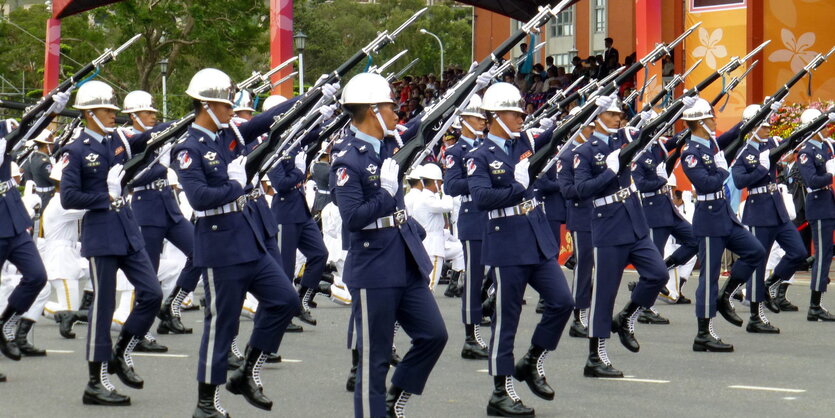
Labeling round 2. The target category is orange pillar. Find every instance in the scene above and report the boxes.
[270,0,295,98]
[42,18,61,95]
[634,0,662,107]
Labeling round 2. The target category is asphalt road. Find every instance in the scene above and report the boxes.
[1,270,834,417]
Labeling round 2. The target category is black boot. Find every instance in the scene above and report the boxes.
[612,302,641,353]
[317,280,333,297]
[15,318,46,357]
[0,308,22,361]
[564,253,576,270]
[535,298,545,314]
[109,332,144,389]
[568,309,588,338]
[266,353,282,363]
[486,375,535,417]
[83,361,131,406]
[762,274,782,313]
[717,279,744,327]
[808,291,835,321]
[157,287,193,334]
[583,338,623,378]
[296,287,317,326]
[227,337,245,371]
[676,294,692,304]
[53,310,79,339]
[79,290,94,312]
[444,270,459,298]
[0,372,5,382]
[286,321,304,332]
[637,307,670,325]
[193,382,229,418]
[775,282,798,311]
[386,385,413,418]
[461,324,488,359]
[693,318,733,352]
[226,346,273,411]
[346,349,358,392]
[514,345,554,401]
[746,302,780,333]
[663,256,677,269]
[390,346,402,366]
[135,334,169,352]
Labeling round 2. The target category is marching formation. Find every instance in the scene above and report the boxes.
[1,4,835,417]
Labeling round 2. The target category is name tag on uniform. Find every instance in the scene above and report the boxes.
[489,160,505,174]
[85,153,101,167]
[519,150,532,160]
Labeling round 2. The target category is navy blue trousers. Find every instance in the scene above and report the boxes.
[589,236,667,338]
[350,270,448,418]
[197,255,299,385]
[1,231,47,313]
[461,239,484,325]
[649,216,699,266]
[695,224,765,318]
[87,251,162,361]
[278,218,328,289]
[748,221,806,301]
[489,258,573,376]
[140,217,202,290]
[570,230,593,310]
[810,219,835,292]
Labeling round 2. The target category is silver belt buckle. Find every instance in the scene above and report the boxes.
[520,199,535,214]
[111,198,125,211]
[393,210,407,226]
[0,183,8,195]
[616,188,630,201]
[152,179,167,190]
[248,188,262,201]
[768,183,777,192]
[235,195,247,210]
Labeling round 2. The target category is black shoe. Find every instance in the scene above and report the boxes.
[637,308,670,325]
[627,281,636,292]
[110,332,144,389]
[693,318,734,352]
[386,386,413,417]
[83,361,131,406]
[535,298,545,314]
[612,304,640,353]
[286,321,304,333]
[444,271,461,298]
[15,318,46,357]
[298,287,319,324]
[79,290,94,312]
[676,295,692,304]
[746,303,780,334]
[763,274,781,313]
[227,349,244,371]
[564,254,576,270]
[461,337,489,360]
[157,287,193,334]
[134,336,169,352]
[583,338,623,378]
[514,346,554,401]
[390,348,401,366]
[193,382,229,417]
[226,347,273,411]
[775,283,798,312]
[346,349,358,392]
[807,305,835,321]
[54,310,79,339]
[266,353,282,363]
[486,376,535,417]
[0,309,21,361]
[317,281,333,296]
[568,318,588,338]
[0,372,5,382]
[718,280,744,327]
[296,309,317,326]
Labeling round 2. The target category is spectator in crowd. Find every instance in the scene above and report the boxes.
[603,37,620,74]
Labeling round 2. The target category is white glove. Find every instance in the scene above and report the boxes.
[595,94,615,112]
[294,151,306,173]
[319,104,336,120]
[770,99,783,112]
[106,164,125,199]
[379,158,400,197]
[605,149,621,174]
[227,155,247,188]
[681,96,697,109]
[759,150,771,171]
[51,91,70,114]
[828,112,835,122]
[640,111,654,123]
[468,61,478,73]
[656,162,668,179]
[714,151,728,170]
[476,68,497,89]
[159,144,173,168]
[321,82,339,102]
[514,158,531,189]
[0,138,7,168]
[826,159,835,175]
[539,117,554,130]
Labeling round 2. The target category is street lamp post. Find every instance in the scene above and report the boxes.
[419,28,444,81]
[159,58,169,120]
[294,32,308,95]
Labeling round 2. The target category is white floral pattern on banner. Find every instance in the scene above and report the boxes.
[768,28,819,73]
[692,27,727,70]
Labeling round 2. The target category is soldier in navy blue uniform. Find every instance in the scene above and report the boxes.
[331,73,448,418]
[573,94,669,378]
[173,69,301,417]
[680,98,766,352]
[59,81,163,405]
[557,107,596,339]
[0,91,65,377]
[796,108,835,321]
[731,103,806,333]
[22,129,57,208]
[442,94,490,360]
[468,82,574,416]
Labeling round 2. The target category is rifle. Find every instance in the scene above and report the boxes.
[252,71,299,96]
[246,7,428,182]
[238,56,298,93]
[529,67,626,130]
[0,99,131,124]
[724,45,835,159]
[50,116,84,158]
[6,34,142,154]
[768,106,834,165]
[389,58,420,81]
[525,75,586,126]
[712,60,758,109]
[121,113,196,188]
[628,59,701,126]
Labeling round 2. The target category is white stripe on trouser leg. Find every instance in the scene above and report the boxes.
[704,238,710,317]
[815,220,823,290]
[490,268,502,374]
[277,225,283,253]
[87,257,98,362]
[750,227,757,301]
[589,248,599,336]
[360,289,371,417]
[204,268,218,384]
[465,241,472,324]
[571,232,578,301]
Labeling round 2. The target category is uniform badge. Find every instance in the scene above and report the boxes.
[358,145,367,152]
[573,154,581,169]
[177,150,192,169]
[685,155,698,168]
[815,154,823,160]
[45,163,52,173]
[204,151,217,161]
[594,153,604,162]
[114,146,124,156]
[60,152,70,169]
[366,164,378,174]
[556,160,563,172]
[630,162,637,171]
[799,154,808,164]
[336,167,350,186]
[85,153,99,163]
[466,158,476,176]
[445,155,455,169]
[335,149,347,159]
[519,150,532,160]
[745,154,756,162]
[645,158,653,165]
[393,147,400,155]
[702,154,711,161]
[489,161,503,170]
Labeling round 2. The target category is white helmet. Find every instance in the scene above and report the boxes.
[681,98,714,121]
[568,106,595,127]
[186,68,236,105]
[800,108,822,127]
[340,73,394,105]
[742,104,769,127]
[460,94,487,119]
[601,97,624,114]
[406,165,424,180]
[123,90,157,113]
[74,80,119,110]
[481,82,524,113]
[262,95,288,112]
[419,164,443,181]
[233,90,255,112]
[32,129,53,144]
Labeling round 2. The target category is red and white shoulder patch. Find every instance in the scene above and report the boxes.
[466,158,476,176]
[336,167,350,186]
[177,150,192,169]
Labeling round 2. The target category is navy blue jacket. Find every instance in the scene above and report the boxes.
[797,138,835,221]
[442,136,487,241]
[0,120,31,238]
[732,138,790,226]
[557,140,591,232]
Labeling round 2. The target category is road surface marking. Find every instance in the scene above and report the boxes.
[599,377,670,384]
[133,353,189,358]
[46,349,74,354]
[728,385,805,393]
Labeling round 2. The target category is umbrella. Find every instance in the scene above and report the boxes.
[456,0,582,21]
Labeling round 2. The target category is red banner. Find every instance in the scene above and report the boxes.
[270,0,295,98]
[42,18,62,95]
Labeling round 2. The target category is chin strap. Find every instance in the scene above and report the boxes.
[131,114,149,132]
[492,112,520,139]
[372,104,396,137]
[87,110,115,134]
[595,118,618,134]
[202,101,229,130]
[460,119,484,139]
